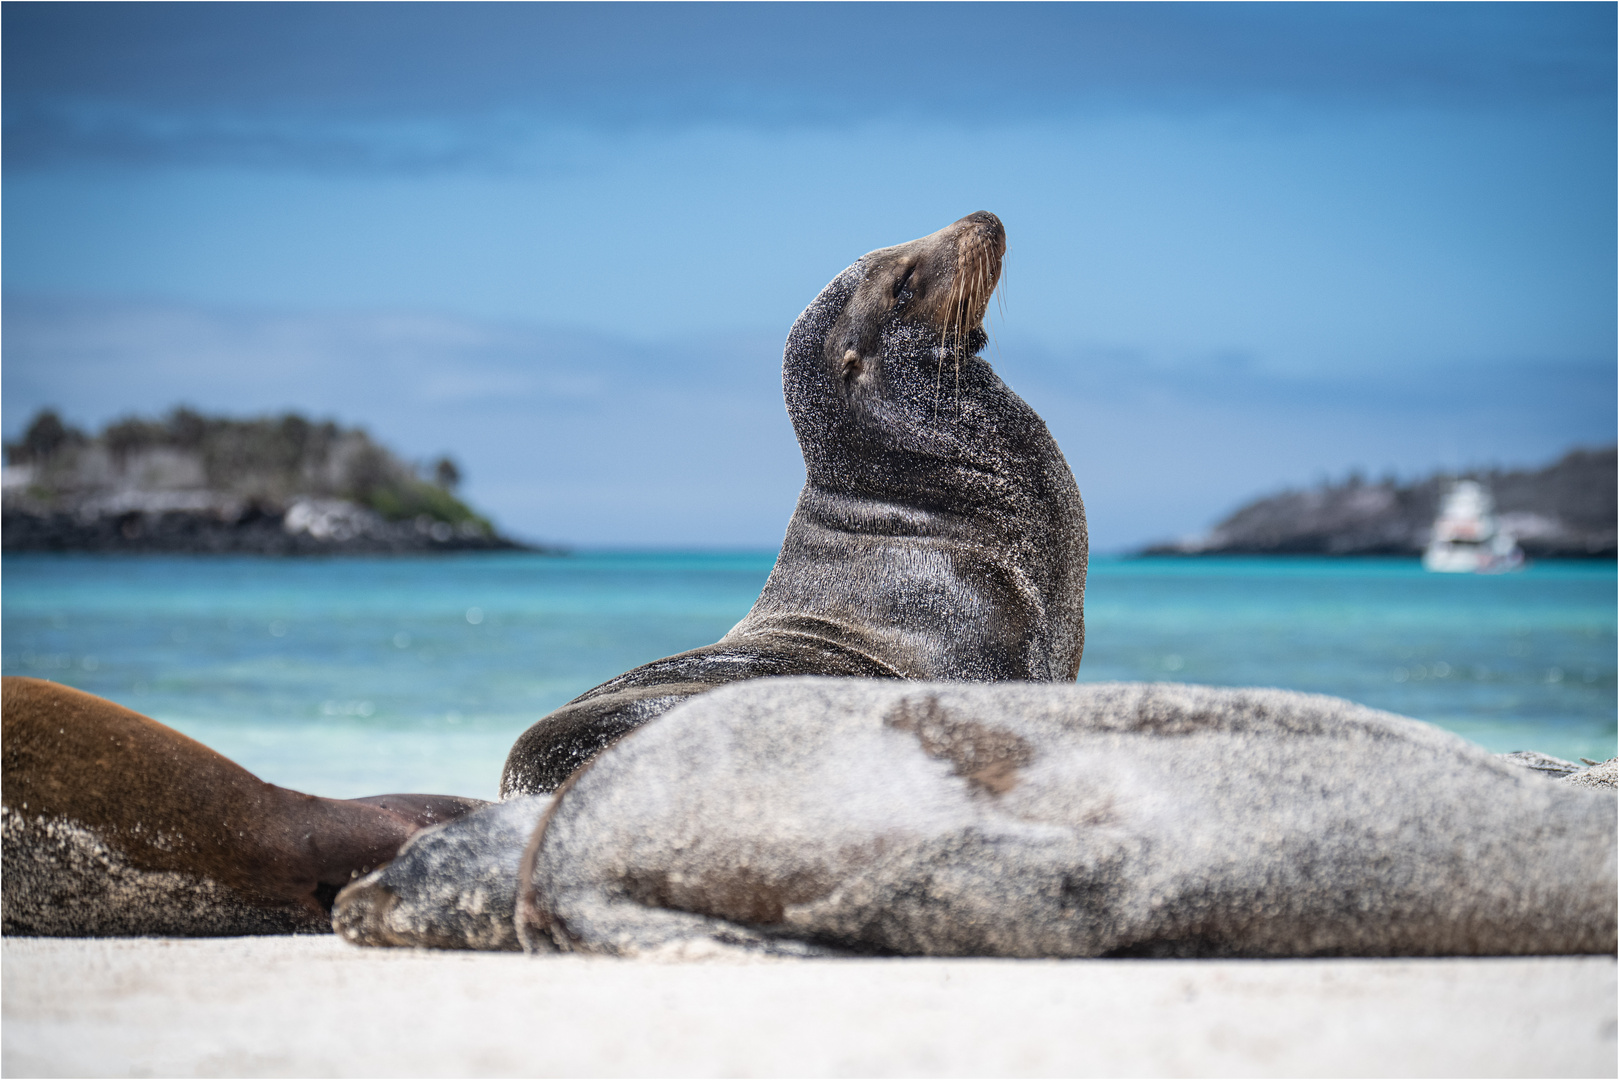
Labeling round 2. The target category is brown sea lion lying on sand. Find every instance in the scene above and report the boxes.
[2,676,486,936]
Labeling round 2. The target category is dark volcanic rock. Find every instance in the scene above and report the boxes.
[2,503,525,555]
[1149,446,1615,558]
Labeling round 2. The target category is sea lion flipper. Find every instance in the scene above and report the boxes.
[1495,750,1584,778]
[1561,758,1617,788]
[333,796,550,951]
[523,894,839,959]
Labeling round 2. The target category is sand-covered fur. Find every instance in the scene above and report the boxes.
[520,678,1617,958]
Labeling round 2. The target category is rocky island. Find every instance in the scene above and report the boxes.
[1150,446,1616,559]
[2,408,533,554]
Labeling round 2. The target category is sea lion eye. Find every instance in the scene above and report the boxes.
[893,265,916,299]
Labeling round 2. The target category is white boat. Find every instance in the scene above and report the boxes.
[1422,480,1524,573]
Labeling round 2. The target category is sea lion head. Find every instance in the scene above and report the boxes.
[784,212,1019,495]
[828,210,1005,370]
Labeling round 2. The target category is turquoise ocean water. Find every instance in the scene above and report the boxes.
[4,552,1614,800]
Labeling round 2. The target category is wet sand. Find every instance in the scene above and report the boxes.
[3,936,1614,1077]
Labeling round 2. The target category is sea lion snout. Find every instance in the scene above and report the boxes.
[951,210,1006,263]
[931,211,1005,343]
[949,211,1005,327]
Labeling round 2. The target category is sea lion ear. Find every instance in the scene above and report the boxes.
[824,288,885,370]
[840,349,865,380]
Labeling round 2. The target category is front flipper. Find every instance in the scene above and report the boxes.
[334,796,548,951]
[520,892,842,959]
[500,638,903,797]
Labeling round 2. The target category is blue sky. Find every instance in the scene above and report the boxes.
[4,3,1614,549]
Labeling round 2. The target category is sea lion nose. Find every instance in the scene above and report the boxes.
[954,212,1006,266]
[959,211,1005,241]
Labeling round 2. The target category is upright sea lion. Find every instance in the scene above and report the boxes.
[2,676,486,936]
[501,211,1087,796]
[517,678,1617,958]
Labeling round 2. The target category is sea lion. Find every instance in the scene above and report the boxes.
[332,796,551,950]
[1,676,487,936]
[517,678,1617,958]
[501,211,1087,796]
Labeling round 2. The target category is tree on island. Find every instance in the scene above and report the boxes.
[5,406,488,530]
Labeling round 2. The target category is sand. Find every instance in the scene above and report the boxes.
[3,936,1614,1078]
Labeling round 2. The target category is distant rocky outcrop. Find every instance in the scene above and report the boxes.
[1148,446,1616,558]
[3,408,534,554]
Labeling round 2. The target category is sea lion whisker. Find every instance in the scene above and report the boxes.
[956,253,990,420]
[939,259,967,421]
[934,291,950,421]
[955,261,966,418]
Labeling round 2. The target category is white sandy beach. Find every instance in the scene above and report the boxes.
[3,936,1614,1078]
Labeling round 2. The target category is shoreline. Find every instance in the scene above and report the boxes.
[5,936,1614,1077]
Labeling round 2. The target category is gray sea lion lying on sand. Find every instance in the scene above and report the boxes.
[333,678,1615,955]
[500,210,1088,797]
[503,679,1615,958]
[2,676,486,936]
